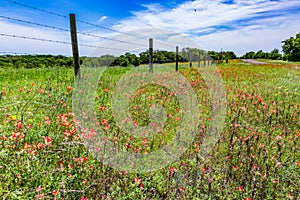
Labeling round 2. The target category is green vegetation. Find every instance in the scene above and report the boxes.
[282,33,300,62]
[0,61,299,199]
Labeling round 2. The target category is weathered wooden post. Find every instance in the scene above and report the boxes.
[69,13,80,78]
[149,38,153,72]
[176,46,179,71]
[189,50,192,68]
[198,49,200,68]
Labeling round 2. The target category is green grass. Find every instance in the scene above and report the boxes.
[0,63,299,199]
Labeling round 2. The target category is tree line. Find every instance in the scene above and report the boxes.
[1,33,299,68]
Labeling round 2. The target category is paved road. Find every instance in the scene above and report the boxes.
[241,59,267,64]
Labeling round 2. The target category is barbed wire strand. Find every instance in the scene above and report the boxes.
[0,15,147,48]
[0,33,139,53]
[0,51,30,55]
[4,0,68,19]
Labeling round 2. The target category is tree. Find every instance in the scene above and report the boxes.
[282,33,300,61]
[269,48,282,60]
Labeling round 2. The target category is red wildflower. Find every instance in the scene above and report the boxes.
[67,86,73,91]
[80,156,87,164]
[52,190,59,196]
[44,136,52,146]
[140,183,145,190]
[99,105,106,111]
[238,186,245,192]
[134,177,142,185]
[169,166,177,173]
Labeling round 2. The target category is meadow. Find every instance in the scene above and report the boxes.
[0,60,299,199]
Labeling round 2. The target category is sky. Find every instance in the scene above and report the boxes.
[0,0,300,56]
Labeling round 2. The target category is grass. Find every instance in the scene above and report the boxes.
[0,62,299,199]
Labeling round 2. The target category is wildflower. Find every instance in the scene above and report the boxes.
[143,138,147,145]
[104,124,110,130]
[44,136,52,146]
[36,143,45,150]
[14,120,23,130]
[58,160,64,169]
[99,105,106,111]
[52,190,59,196]
[28,150,37,156]
[134,177,142,185]
[80,197,89,200]
[140,183,145,190]
[68,164,74,170]
[36,186,44,192]
[24,143,32,149]
[67,86,73,91]
[233,166,239,171]
[169,166,177,173]
[275,135,282,141]
[180,186,185,191]
[80,156,87,164]
[296,162,300,166]
[238,186,245,192]
[100,119,108,125]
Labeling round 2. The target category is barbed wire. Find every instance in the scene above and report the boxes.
[0,51,30,55]
[0,33,147,54]
[4,0,177,49]
[0,15,69,32]
[4,0,68,19]
[0,15,147,48]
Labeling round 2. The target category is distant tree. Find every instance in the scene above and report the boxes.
[282,33,300,61]
[241,51,256,59]
[255,50,266,59]
[269,48,282,60]
[139,51,149,64]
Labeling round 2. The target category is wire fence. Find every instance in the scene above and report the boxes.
[1,0,215,72]
[1,0,190,54]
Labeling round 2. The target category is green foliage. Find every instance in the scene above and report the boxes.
[282,33,300,61]
[0,55,76,68]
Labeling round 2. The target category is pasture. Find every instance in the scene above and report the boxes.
[0,61,299,199]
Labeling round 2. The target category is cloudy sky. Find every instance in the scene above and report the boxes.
[0,0,300,56]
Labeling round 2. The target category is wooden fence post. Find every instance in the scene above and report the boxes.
[69,13,80,78]
[176,46,179,71]
[149,38,153,72]
[198,49,200,68]
[189,50,192,68]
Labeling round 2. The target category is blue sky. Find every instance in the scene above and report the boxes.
[1,0,300,56]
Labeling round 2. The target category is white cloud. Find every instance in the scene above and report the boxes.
[1,0,300,56]
[112,0,300,56]
[97,16,108,23]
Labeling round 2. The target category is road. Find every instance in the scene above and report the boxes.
[241,59,267,64]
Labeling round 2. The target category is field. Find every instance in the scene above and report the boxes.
[0,60,299,199]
